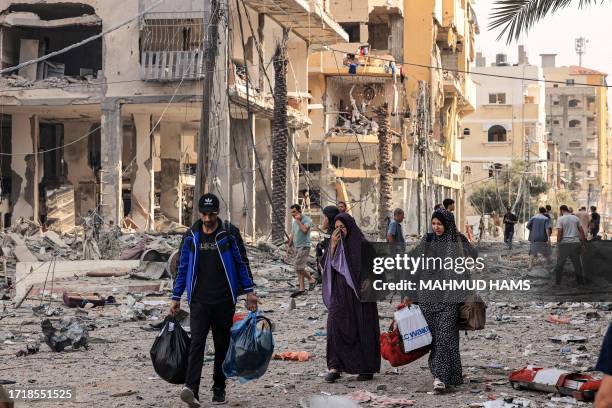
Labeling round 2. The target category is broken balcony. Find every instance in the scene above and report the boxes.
[442,69,476,113]
[139,12,206,81]
[325,76,400,141]
[0,4,102,84]
[241,0,348,44]
[228,62,311,129]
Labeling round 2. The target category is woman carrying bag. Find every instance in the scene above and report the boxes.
[404,211,477,393]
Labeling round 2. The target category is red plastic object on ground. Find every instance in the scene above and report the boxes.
[380,304,430,367]
[273,351,310,362]
[509,365,601,401]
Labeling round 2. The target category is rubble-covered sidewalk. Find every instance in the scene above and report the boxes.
[0,229,609,407]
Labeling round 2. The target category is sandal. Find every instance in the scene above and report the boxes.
[290,290,306,298]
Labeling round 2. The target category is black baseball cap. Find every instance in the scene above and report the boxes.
[198,193,220,213]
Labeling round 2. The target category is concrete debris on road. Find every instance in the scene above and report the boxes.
[41,317,89,352]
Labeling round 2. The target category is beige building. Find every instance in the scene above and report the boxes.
[0,0,347,239]
[541,54,610,215]
[462,51,547,217]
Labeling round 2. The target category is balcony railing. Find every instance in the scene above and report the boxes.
[141,51,204,81]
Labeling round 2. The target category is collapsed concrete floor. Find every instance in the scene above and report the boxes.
[0,242,610,408]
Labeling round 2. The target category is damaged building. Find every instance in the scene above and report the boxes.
[304,0,479,236]
[0,0,348,240]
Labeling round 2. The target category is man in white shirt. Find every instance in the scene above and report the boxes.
[553,205,586,285]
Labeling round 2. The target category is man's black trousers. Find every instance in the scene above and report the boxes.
[185,300,235,399]
[553,242,584,285]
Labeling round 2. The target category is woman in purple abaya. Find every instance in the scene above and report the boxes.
[322,212,380,383]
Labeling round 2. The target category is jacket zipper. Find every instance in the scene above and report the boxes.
[216,230,236,302]
[189,230,197,305]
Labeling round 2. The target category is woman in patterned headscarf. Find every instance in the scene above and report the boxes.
[405,211,476,393]
[322,212,380,383]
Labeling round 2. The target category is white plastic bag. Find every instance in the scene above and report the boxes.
[394,305,432,352]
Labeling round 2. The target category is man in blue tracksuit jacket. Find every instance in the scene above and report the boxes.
[170,193,257,407]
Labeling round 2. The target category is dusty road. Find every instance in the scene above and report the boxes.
[0,243,609,407]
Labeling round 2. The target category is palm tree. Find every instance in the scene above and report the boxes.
[271,29,290,246]
[376,103,393,240]
[490,0,607,43]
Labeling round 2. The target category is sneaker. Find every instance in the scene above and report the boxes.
[180,387,201,408]
[212,387,227,405]
[324,371,341,383]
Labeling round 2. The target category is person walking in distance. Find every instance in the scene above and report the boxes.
[442,198,455,221]
[576,207,591,238]
[526,207,553,270]
[503,206,518,250]
[287,204,316,296]
[386,208,406,243]
[544,205,553,220]
[553,205,586,285]
[590,206,601,240]
[170,193,257,407]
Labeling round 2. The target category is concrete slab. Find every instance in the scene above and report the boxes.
[13,245,38,262]
[15,260,140,298]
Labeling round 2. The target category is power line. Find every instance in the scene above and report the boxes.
[0,0,166,75]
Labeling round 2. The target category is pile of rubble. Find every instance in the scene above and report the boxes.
[0,225,609,407]
[0,74,101,89]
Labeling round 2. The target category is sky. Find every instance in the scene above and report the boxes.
[472,0,612,79]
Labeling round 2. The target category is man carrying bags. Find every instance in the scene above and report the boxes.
[170,193,257,407]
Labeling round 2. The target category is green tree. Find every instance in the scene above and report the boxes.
[489,0,608,43]
[469,161,549,220]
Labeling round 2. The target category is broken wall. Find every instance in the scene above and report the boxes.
[1,25,102,77]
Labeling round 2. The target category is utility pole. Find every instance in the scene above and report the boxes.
[195,0,231,222]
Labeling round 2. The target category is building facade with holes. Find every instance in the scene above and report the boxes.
[462,52,547,218]
[542,58,610,218]
[0,0,348,238]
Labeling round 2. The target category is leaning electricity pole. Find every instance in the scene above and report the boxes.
[194,0,231,222]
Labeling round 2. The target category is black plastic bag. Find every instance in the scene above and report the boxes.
[150,316,191,384]
[223,312,274,383]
